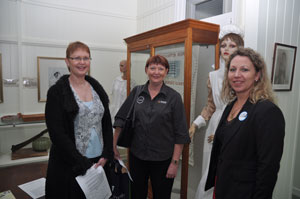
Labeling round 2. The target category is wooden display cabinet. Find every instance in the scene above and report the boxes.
[124,19,219,199]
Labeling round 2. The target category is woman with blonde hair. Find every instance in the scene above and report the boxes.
[192,24,244,199]
[205,48,285,199]
[221,48,276,104]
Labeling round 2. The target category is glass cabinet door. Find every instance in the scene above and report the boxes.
[130,50,151,88]
[118,50,150,164]
[188,43,215,196]
[124,19,219,199]
[155,43,185,98]
[155,42,216,197]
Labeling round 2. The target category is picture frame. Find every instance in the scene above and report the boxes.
[271,43,297,91]
[37,57,68,102]
[0,53,3,103]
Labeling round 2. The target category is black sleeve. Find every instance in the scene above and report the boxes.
[172,92,190,144]
[113,86,139,128]
[253,101,285,199]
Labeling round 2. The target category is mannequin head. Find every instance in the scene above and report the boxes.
[220,33,244,61]
[219,25,244,61]
[119,60,127,73]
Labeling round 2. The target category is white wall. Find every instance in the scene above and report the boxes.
[137,0,185,34]
[0,0,137,162]
[0,0,137,116]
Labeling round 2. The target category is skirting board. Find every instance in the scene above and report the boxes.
[293,187,300,197]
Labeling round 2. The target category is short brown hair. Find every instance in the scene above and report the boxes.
[145,55,169,71]
[66,41,90,58]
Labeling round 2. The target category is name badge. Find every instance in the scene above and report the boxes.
[239,111,247,121]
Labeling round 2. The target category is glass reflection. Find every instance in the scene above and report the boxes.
[156,43,185,98]
[130,50,150,88]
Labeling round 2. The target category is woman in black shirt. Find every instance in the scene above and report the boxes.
[113,55,190,199]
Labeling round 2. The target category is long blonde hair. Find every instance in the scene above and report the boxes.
[222,48,276,104]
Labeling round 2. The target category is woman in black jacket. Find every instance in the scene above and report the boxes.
[45,41,113,199]
[205,48,285,199]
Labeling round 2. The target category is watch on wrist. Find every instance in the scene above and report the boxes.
[172,159,178,165]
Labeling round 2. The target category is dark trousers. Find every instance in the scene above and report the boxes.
[129,152,174,199]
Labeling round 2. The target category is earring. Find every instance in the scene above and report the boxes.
[230,87,235,95]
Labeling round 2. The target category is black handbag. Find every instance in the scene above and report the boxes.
[117,86,142,148]
[109,159,131,199]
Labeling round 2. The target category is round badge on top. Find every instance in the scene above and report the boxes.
[238,111,247,121]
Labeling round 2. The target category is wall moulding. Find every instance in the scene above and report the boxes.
[21,38,126,53]
[22,0,136,20]
[0,36,18,45]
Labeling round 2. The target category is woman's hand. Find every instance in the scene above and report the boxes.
[189,123,197,138]
[166,161,179,179]
[113,146,121,160]
[113,127,121,160]
[207,134,214,143]
[94,157,107,168]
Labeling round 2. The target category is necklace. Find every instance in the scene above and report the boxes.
[228,104,243,121]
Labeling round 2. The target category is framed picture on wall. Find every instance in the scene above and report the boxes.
[271,43,297,91]
[0,53,3,103]
[37,57,68,102]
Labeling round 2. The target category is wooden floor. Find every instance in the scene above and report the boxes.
[0,161,48,199]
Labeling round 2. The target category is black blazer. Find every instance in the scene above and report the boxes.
[205,99,285,199]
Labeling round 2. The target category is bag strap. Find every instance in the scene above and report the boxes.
[126,85,142,120]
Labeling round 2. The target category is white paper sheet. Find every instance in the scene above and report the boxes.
[76,165,112,199]
[18,178,45,199]
[118,159,133,181]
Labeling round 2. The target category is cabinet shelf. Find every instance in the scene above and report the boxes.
[0,119,48,167]
[0,119,45,127]
[0,151,49,168]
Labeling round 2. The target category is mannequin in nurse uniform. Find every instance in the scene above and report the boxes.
[190,24,244,199]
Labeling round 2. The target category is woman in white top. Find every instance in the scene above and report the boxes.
[190,25,244,199]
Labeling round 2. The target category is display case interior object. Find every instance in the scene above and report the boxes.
[20,113,45,122]
[124,19,219,199]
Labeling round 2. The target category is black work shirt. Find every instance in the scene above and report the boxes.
[114,81,190,161]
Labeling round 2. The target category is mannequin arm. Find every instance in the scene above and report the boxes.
[189,115,206,138]
[189,123,197,138]
[200,79,216,121]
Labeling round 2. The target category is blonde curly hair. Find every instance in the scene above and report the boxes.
[221,48,276,104]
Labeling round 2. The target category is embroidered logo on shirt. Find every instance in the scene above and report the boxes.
[157,100,167,104]
[137,96,144,104]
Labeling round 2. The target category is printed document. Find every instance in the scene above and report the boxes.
[118,159,133,181]
[76,165,112,199]
[18,177,45,199]
[0,190,16,199]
